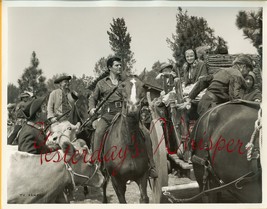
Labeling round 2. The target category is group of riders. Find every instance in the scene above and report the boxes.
[7,50,262,182]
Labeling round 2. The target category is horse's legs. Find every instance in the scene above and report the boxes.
[110,176,127,203]
[137,175,149,203]
[102,171,110,203]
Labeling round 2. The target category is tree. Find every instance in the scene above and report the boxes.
[8,83,20,103]
[18,51,48,97]
[236,8,262,60]
[107,18,136,73]
[93,55,113,77]
[167,7,228,69]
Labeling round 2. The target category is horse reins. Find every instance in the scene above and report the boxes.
[64,162,99,189]
[56,150,99,190]
[163,169,261,203]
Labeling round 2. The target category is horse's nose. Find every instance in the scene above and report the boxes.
[127,104,138,115]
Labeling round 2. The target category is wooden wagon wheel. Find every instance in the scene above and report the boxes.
[150,118,168,203]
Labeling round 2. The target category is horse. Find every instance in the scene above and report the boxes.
[191,100,261,203]
[7,140,104,203]
[100,75,150,203]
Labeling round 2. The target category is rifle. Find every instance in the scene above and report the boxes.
[44,109,72,132]
[80,86,119,129]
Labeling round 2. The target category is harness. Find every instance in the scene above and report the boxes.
[163,101,262,203]
[58,149,100,193]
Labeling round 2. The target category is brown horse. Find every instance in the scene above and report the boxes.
[191,100,261,203]
[101,75,150,203]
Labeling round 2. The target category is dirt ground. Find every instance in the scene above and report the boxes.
[72,173,200,204]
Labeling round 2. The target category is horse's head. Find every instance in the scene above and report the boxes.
[46,121,81,146]
[60,139,104,188]
[120,75,146,117]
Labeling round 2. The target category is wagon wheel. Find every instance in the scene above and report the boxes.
[150,118,168,203]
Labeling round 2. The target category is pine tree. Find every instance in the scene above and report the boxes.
[107,18,136,73]
[236,8,262,60]
[167,7,228,70]
[18,51,48,97]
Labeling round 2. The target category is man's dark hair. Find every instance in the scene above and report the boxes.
[107,57,121,69]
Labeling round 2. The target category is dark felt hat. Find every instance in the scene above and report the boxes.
[29,97,46,119]
[160,62,173,73]
[54,75,72,84]
[23,100,34,118]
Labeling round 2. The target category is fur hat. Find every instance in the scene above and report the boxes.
[54,75,71,84]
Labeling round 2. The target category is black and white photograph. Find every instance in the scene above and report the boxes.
[2,0,266,207]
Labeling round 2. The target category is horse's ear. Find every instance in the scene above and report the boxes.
[139,68,146,82]
[62,141,75,155]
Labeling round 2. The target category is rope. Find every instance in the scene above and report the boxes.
[246,104,262,161]
[58,147,99,190]
[163,171,255,203]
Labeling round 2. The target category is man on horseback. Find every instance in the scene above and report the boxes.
[185,54,253,115]
[18,97,59,154]
[47,75,79,126]
[88,56,158,178]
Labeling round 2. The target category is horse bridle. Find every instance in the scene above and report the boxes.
[64,161,99,188]
[57,149,100,189]
[121,97,145,118]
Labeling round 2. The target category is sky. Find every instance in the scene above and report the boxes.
[4,1,263,86]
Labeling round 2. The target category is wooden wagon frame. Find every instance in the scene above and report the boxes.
[145,54,262,203]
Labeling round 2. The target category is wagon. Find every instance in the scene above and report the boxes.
[144,54,261,203]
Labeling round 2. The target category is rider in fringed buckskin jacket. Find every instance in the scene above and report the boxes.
[88,56,158,178]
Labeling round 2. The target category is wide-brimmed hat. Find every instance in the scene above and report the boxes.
[160,62,173,73]
[22,100,35,118]
[7,103,16,109]
[19,92,31,100]
[233,54,253,70]
[29,97,46,119]
[67,91,79,104]
[54,75,72,84]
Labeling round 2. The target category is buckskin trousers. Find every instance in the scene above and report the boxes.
[93,118,109,154]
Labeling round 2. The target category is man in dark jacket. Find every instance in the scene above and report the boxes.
[88,56,157,178]
[186,54,253,115]
[18,97,59,154]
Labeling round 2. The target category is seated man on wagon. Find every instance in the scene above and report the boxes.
[184,54,253,116]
